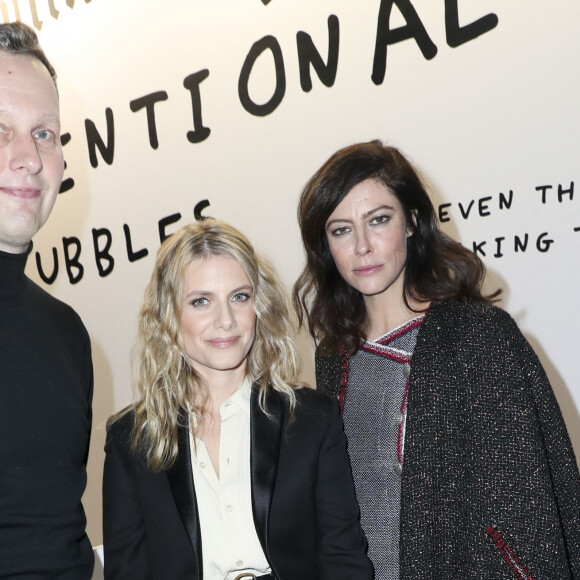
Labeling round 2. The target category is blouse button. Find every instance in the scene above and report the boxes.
[199,462,206,469]
[393,462,403,476]
[236,560,244,567]
[392,411,404,425]
[225,504,233,512]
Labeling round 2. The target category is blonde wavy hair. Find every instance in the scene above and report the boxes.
[127,219,301,472]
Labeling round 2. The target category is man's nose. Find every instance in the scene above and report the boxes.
[8,134,43,175]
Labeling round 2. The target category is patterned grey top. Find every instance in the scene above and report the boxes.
[343,316,424,580]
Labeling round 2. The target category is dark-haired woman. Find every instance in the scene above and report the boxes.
[293,140,580,579]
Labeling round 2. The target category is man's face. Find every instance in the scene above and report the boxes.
[0,52,63,254]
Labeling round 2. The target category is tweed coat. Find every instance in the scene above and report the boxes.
[316,300,580,579]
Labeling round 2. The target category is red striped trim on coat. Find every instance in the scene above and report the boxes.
[486,526,534,580]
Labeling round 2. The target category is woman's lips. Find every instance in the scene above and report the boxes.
[206,336,240,349]
[353,264,384,277]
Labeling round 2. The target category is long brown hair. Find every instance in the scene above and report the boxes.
[293,140,500,355]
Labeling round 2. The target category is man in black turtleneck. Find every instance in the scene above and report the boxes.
[0,23,94,579]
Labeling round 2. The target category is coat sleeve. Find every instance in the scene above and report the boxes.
[102,420,149,580]
[400,301,580,578]
[314,396,374,579]
[513,323,580,576]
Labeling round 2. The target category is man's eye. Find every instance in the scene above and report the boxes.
[35,129,56,143]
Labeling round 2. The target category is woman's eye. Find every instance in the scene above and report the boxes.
[191,297,209,307]
[232,293,250,303]
[370,215,390,225]
[331,226,350,236]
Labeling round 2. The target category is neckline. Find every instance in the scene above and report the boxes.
[365,314,426,346]
[0,247,30,295]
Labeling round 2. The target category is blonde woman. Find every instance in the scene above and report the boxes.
[103,219,372,580]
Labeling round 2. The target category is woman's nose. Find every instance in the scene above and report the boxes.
[354,230,372,256]
[214,302,235,330]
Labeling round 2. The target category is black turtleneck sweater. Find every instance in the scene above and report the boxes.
[0,248,94,578]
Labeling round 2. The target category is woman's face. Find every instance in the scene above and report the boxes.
[180,254,256,384]
[325,178,410,302]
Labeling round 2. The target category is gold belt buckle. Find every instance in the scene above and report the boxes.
[233,575,257,580]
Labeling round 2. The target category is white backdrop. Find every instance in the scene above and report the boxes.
[7,0,579,546]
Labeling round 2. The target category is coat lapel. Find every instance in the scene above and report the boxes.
[166,417,203,576]
[250,386,284,555]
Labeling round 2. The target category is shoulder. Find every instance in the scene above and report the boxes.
[292,386,339,423]
[264,384,336,413]
[105,406,136,452]
[425,300,518,338]
[276,387,342,448]
[419,300,538,377]
[314,347,342,398]
[24,277,90,342]
[428,299,509,323]
[294,385,335,409]
[266,387,338,420]
[315,344,340,367]
[416,300,531,368]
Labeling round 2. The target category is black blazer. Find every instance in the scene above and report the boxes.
[103,386,373,580]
